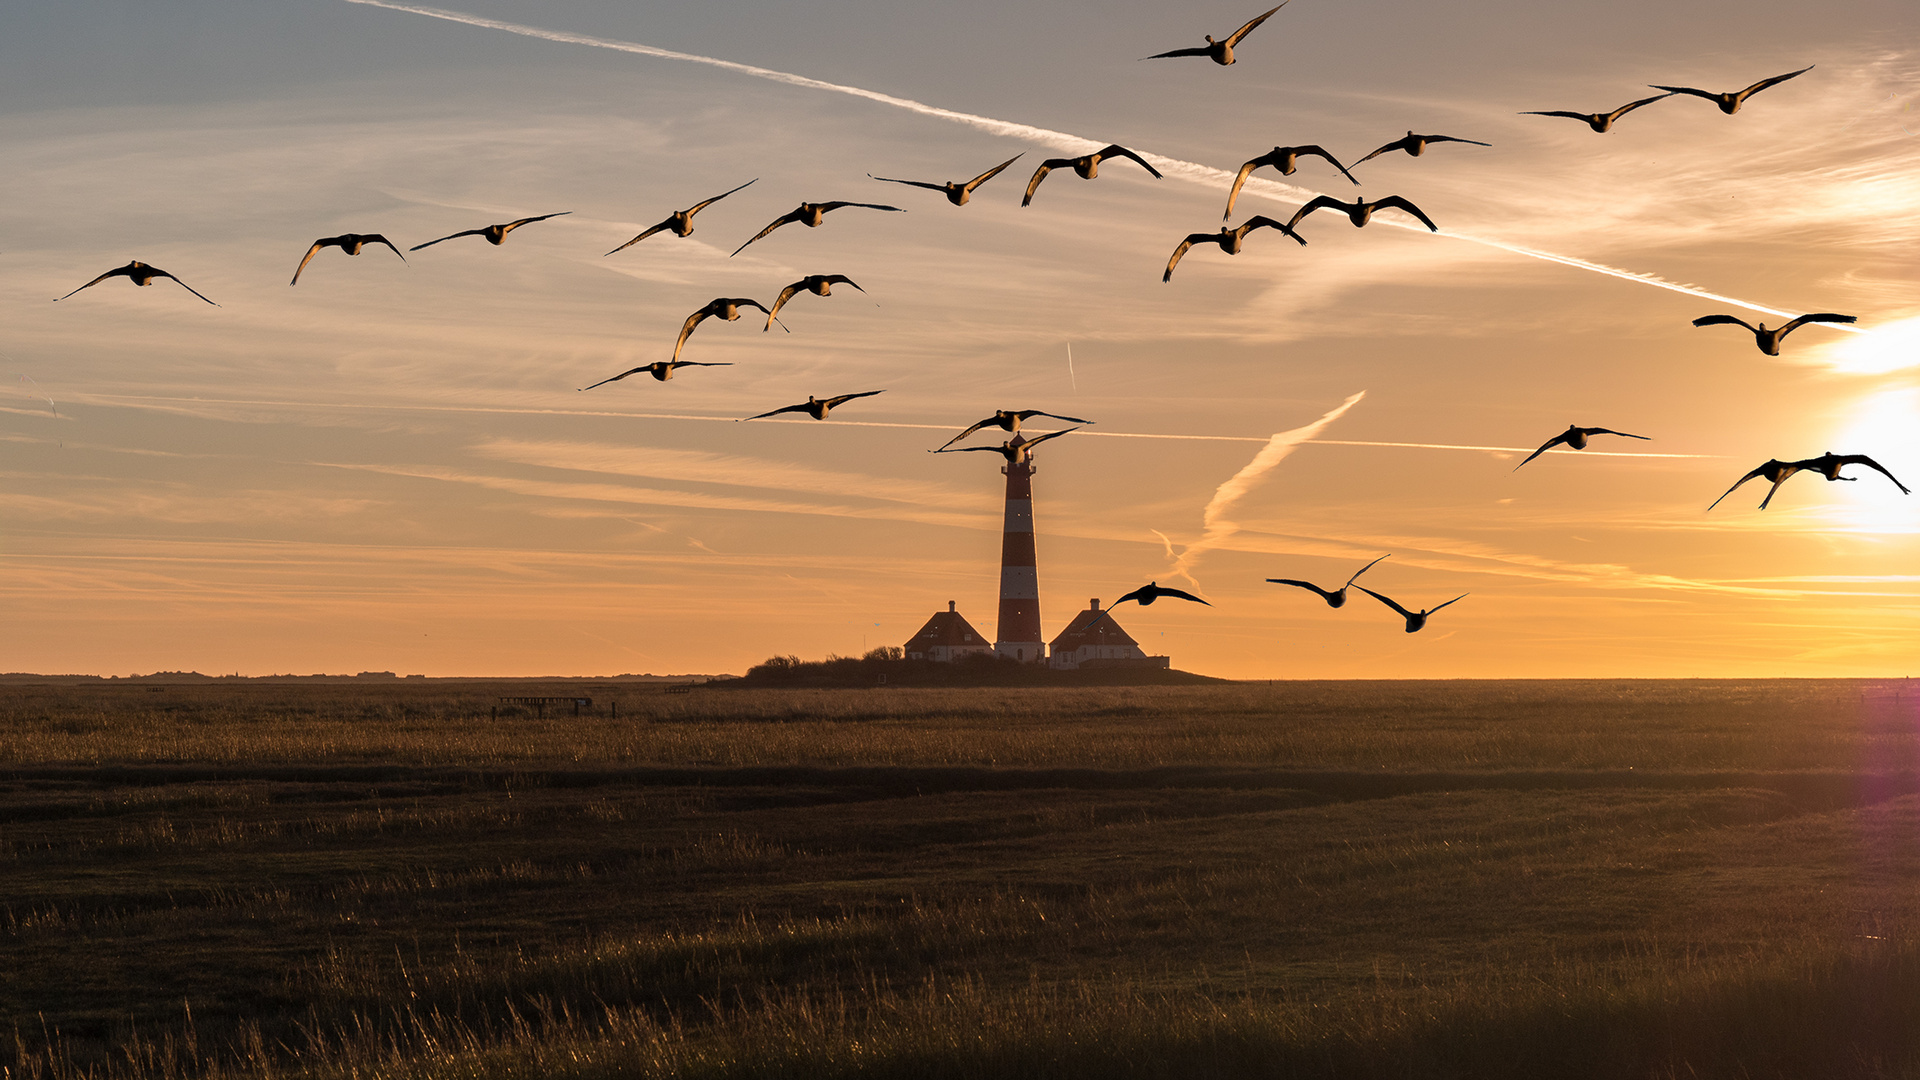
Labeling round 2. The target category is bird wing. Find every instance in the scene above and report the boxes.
[1155,586,1210,605]
[1691,314,1756,332]
[1607,94,1673,121]
[1425,135,1491,147]
[868,175,946,192]
[1756,467,1803,510]
[686,178,757,215]
[823,390,884,409]
[672,310,711,361]
[365,234,406,261]
[1346,554,1390,587]
[1520,110,1593,121]
[289,239,331,286]
[1776,313,1857,340]
[816,201,905,214]
[1372,195,1438,231]
[1707,463,1775,511]
[1354,136,1411,165]
[1021,426,1081,450]
[55,266,131,300]
[1427,594,1468,615]
[1585,428,1650,441]
[604,219,674,256]
[743,402,808,421]
[1112,586,1153,606]
[963,154,1024,193]
[1735,64,1814,103]
[765,283,806,329]
[1515,431,1574,470]
[578,366,651,391]
[157,270,218,306]
[1241,215,1307,246]
[931,444,1003,455]
[1225,1,1287,47]
[1831,454,1911,495]
[1649,84,1718,102]
[821,274,864,292]
[1355,586,1415,619]
[1095,145,1164,179]
[1223,159,1264,221]
[1267,578,1338,601]
[1024,410,1094,425]
[1295,146,1359,185]
[1022,161,1062,205]
[1284,195,1344,232]
[409,228,486,251]
[731,209,803,257]
[936,417,997,452]
[499,211,572,235]
[1163,236,1205,282]
[1144,46,1213,59]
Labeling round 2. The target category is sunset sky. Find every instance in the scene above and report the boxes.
[2,0,1917,678]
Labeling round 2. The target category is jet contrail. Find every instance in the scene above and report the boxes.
[1168,391,1367,586]
[343,0,1865,329]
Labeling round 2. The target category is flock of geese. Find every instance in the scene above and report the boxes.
[45,7,1903,641]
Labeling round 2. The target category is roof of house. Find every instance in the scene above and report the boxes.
[1049,600,1140,651]
[904,602,989,651]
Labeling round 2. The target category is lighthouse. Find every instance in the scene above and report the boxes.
[994,439,1046,663]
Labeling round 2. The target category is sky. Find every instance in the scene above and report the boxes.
[1,0,1917,679]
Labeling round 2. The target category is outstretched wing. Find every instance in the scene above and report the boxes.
[1223,159,1264,221]
[1294,146,1359,185]
[1692,314,1756,332]
[409,228,486,251]
[823,390,884,409]
[55,266,133,301]
[672,310,711,362]
[1225,1,1287,47]
[686,178,757,215]
[1022,410,1094,425]
[742,402,809,421]
[1144,46,1212,60]
[765,283,806,329]
[157,270,219,306]
[365,234,406,262]
[1707,463,1775,511]
[1022,161,1063,206]
[290,239,332,286]
[1355,586,1416,619]
[1346,554,1390,587]
[669,361,733,369]
[1427,594,1469,616]
[731,209,803,257]
[578,366,652,392]
[964,154,1023,193]
[1515,430,1575,470]
[1372,195,1438,231]
[604,218,674,256]
[1649,83,1718,102]
[1094,144,1164,179]
[1156,586,1211,606]
[498,211,572,235]
[930,444,1004,455]
[1776,313,1857,340]
[1241,215,1308,245]
[1586,428,1650,441]
[1163,235,1205,282]
[1607,94,1673,121]
[821,274,864,292]
[936,417,998,452]
[1112,585,1154,607]
[816,202,905,214]
[1832,454,1911,495]
[1425,135,1491,147]
[868,175,946,193]
[1735,64,1814,103]
[1520,110,1593,121]
[1285,195,1346,232]
[1020,426,1082,451]
[1267,578,1338,601]
[1353,135,1411,165]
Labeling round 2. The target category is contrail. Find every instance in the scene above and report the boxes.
[1168,391,1367,587]
[342,0,1865,328]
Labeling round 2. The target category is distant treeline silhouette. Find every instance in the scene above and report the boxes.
[737,650,1220,688]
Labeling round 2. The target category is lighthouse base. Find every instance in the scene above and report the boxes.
[994,640,1046,665]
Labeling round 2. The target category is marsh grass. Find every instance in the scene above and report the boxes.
[6,681,1920,1078]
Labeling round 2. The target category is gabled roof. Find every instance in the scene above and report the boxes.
[1049,602,1140,650]
[905,604,989,651]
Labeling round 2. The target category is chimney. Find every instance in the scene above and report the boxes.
[948,600,956,613]
[993,455,1046,663]
[1090,599,1100,611]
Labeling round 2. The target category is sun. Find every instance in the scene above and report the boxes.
[1812,387,1920,533]
[1814,316,1920,376]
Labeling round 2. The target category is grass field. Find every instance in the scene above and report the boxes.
[6,679,1920,1078]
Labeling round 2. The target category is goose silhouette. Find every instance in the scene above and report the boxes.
[869,155,1023,206]
[1651,65,1813,114]
[1267,555,1389,608]
[1084,581,1210,632]
[1356,586,1466,633]
[410,212,570,251]
[731,201,904,257]
[1164,216,1305,282]
[1224,145,1358,220]
[741,391,884,421]
[765,275,864,330]
[1521,94,1674,132]
[1708,452,1909,511]
[1144,3,1286,66]
[674,297,774,362]
[578,361,731,391]
[1354,131,1490,166]
[56,261,217,305]
[1692,313,1856,356]
[290,234,405,285]
[605,179,755,255]
[1514,425,1650,469]
[932,427,1079,464]
[1285,195,1437,232]
[936,408,1094,452]
[1022,145,1163,207]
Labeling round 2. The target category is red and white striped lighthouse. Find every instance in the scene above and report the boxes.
[994,444,1046,663]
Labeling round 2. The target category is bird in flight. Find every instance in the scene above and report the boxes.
[932,427,1080,464]
[1285,195,1437,232]
[1356,586,1467,633]
[56,261,217,305]
[1521,94,1674,133]
[1514,425,1651,470]
[578,361,731,391]
[410,212,570,251]
[1223,145,1358,220]
[1651,65,1814,115]
[1691,313,1857,356]
[765,275,865,330]
[741,391,884,421]
[605,179,755,255]
[1267,555,1389,608]
[1354,132,1490,166]
[1144,2,1287,66]
[731,201,904,257]
[290,234,405,285]
[1023,145,1163,207]
[1708,452,1909,511]
[674,298,774,362]
[936,408,1094,451]
[869,155,1023,206]
[1164,216,1305,282]
[1085,581,1211,632]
